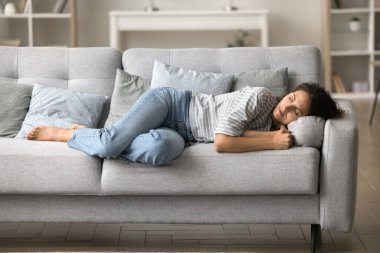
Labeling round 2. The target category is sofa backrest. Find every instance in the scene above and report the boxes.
[0,47,122,96]
[0,46,122,126]
[122,46,321,91]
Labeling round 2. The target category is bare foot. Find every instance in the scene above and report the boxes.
[26,126,75,142]
[70,124,87,130]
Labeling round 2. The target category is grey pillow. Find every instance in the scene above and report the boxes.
[16,84,107,138]
[151,59,234,95]
[287,116,326,148]
[104,69,150,128]
[0,82,33,137]
[232,68,288,97]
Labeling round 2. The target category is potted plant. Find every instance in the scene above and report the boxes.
[349,16,361,32]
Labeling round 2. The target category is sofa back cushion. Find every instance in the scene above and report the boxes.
[232,67,288,97]
[104,69,151,128]
[0,46,122,127]
[151,59,234,95]
[122,46,321,92]
[0,82,33,137]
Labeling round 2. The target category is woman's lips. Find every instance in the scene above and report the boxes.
[279,108,284,118]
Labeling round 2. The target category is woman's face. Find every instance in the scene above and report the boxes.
[272,90,312,126]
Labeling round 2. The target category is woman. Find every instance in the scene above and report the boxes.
[26,83,344,165]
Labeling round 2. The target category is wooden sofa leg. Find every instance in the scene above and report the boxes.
[311,224,320,253]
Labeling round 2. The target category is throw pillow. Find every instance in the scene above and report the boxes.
[104,69,151,128]
[287,116,326,148]
[16,84,107,138]
[150,60,234,95]
[0,82,33,137]
[232,68,289,97]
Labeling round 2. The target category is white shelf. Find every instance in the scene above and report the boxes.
[32,13,71,18]
[332,92,374,99]
[0,13,71,19]
[0,14,29,18]
[109,10,269,50]
[324,0,378,100]
[331,8,371,14]
[0,0,77,47]
[331,50,371,56]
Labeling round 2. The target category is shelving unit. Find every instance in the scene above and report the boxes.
[323,0,380,99]
[0,0,77,47]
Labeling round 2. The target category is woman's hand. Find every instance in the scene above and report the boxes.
[272,125,294,150]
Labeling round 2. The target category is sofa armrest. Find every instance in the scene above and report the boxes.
[320,99,359,232]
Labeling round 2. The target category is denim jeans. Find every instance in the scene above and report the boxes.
[67,87,194,165]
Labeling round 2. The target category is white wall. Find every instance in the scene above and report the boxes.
[75,0,323,50]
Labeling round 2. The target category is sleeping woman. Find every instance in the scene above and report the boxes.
[26,83,344,165]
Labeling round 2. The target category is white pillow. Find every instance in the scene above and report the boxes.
[150,60,234,95]
[287,116,326,148]
[16,84,107,138]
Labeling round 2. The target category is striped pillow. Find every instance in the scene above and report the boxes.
[16,84,107,138]
[104,69,150,128]
[151,60,234,95]
[0,82,33,137]
[232,68,289,97]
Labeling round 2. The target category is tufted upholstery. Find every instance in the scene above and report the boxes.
[123,46,321,91]
[0,46,122,126]
[0,46,122,97]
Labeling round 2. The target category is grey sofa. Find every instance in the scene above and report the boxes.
[0,46,358,253]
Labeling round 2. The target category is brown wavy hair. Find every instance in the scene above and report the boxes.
[292,82,345,119]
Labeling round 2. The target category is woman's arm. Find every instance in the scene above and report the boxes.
[214,125,293,153]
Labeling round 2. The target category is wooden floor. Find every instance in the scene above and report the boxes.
[0,99,379,252]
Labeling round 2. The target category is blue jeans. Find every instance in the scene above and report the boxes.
[67,87,194,165]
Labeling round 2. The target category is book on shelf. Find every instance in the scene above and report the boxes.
[332,72,346,93]
[0,39,22,46]
[53,0,68,13]
[0,1,4,13]
[19,0,27,13]
[23,0,30,14]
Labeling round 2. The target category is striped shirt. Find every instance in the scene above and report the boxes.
[189,86,277,142]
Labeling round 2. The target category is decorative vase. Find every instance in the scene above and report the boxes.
[145,0,159,12]
[224,0,238,12]
[349,17,361,32]
[4,2,16,15]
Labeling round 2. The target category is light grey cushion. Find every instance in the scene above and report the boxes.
[0,138,102,195]
[16,84,107,138]
[104,69,150,128]
[0,82,33,137]
[232,68,289,96]
[287,116,325,148]
[150,60,234,95]
[101,144,320,195]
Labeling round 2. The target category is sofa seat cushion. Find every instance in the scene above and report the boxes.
[101,144,320,195]
[0,138,102,195]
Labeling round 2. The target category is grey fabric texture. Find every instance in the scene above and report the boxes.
[104,69,150,128]
[16,84,107,138]
[0,194,319,224]
[102,145,320,195]
[0,138,102,194]
[150,59,234,95]
[287,116,326,148]
[0,47,122,128]
[123,46,321,91]
[232,67,289,96]
[0,82,33,137]
[320,100,358,232]
[0,46,358,233]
